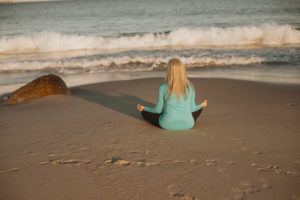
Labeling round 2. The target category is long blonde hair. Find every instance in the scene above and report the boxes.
[166,58,191,100]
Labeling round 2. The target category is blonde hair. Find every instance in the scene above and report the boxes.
[166,58,191,100]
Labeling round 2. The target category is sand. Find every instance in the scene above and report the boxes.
[0,78,299,200]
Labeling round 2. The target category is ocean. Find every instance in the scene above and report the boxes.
[0,0,300,94]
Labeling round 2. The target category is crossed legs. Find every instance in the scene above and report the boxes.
[141,108,203,128]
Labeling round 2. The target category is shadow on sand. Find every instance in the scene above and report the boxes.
[70,87,155,121]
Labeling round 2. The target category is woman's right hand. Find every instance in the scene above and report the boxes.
[201,100,207,108]
[137,104,144,111]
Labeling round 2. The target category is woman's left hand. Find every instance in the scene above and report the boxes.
[137,104,144,111]
[201,100,207,108]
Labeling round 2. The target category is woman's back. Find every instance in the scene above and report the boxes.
[137,58,207,130]
[144,83,201,130]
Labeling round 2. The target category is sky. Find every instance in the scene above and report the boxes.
[0,0,57,2]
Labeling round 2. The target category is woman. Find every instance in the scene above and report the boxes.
[137,58,207,130]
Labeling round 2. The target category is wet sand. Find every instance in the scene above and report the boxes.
[0,78,299,200]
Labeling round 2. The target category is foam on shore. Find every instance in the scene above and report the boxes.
[0,55,263,73]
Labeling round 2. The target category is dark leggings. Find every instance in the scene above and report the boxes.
[141,108,202,128]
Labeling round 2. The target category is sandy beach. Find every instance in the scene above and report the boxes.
[0,78,299,200]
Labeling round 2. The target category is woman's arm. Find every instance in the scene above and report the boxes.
[141,84,166,114]
[191,89,203,112]
[191,87,207,112]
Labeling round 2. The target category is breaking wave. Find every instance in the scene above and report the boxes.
[0,55,263,73]
[0,24,300,53]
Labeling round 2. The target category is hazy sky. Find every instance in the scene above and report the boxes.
[0,0,57,2]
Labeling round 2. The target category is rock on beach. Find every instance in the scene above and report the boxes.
[3,74,70,105]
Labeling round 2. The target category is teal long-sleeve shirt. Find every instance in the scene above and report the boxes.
[143,83,202,130]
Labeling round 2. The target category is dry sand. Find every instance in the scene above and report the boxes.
[0,78,299,200]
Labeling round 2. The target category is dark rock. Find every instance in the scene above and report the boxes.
[3,74,70,105]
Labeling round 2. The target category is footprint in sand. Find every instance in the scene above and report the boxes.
[204,159,218,166]
[128,150,140,153]
[105,156,161,167]
[240,146,248,151]
[41,159,92,166]
[257,178,271,189]
[7,168,19,172]
[168,185,198,200]
[230,137,262,155]
[217,167,230,178]
[113,160,130,166]
[226,161,237,165]
[187,159,219,166]
[105,158,130,166]
[27,152,38,156]
[232,181,261,200]
[250,163,300,176]
[174,160,185,164]
[252,151,262,155]
[0,168,19,174]
[189,160,198,164]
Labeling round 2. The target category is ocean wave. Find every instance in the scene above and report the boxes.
[0,24,299,53]
[0,55,263,73]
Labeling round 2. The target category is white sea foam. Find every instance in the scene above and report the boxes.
[0,55,263,73]
[0,24,299,53]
